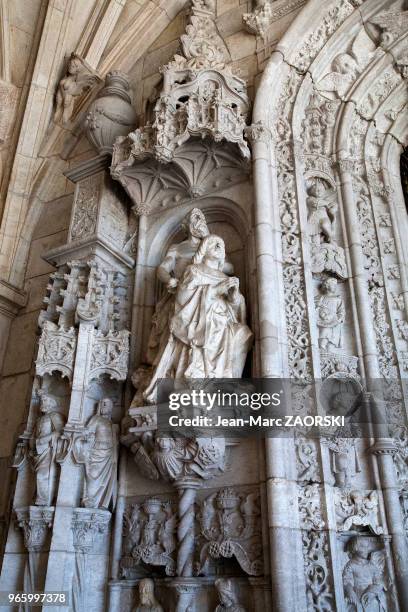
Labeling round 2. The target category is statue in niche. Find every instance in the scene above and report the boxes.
[133,578,163,612]
[214,579,246,612]
[307,180,338,246]
[307,179,348,279]
[29,394,65,506]
[54,54,98,124]
[343,537,387,612]
[75,398,119,510]
[326,436,361,488]
[315,277,345,351]
[146,207,234,369]
[144,233,252,400]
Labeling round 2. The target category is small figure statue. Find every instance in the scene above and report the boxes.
[78,398,119,510]
[307,180,348,278]
[315,278,345,351]
[215,579,246,612]
[307,181,338,247]
[343,537,387,612]
[327,436,361,488]
[54,54,98,124]
[133,578,163,612]
[30,394,65,506]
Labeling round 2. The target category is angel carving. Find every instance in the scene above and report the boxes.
[129,432,225,482]
[317,30,376,98]
[343,537,387,612]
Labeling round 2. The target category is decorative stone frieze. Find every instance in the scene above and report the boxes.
[88,329,130,382]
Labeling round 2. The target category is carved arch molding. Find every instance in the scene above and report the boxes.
[251,0,408,610]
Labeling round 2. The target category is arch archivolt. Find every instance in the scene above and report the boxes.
[252,0,408,609]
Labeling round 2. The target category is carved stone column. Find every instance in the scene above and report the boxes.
[338,158,408,609]
[71,508,111,612]
[1,150,134,605]
[246,122,300,611]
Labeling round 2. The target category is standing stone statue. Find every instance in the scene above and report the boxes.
[307,180,348,278]
[215,579,246,612]
[133,578,163,612]
[145,234,252,401]
[343,537,387,612]
[146,207,210,367]
[29,394,65,506]
[79,398,119,510]
[307,180,338,246]
[315,278,345,350]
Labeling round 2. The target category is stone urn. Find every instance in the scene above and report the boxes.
[84,71,136,154]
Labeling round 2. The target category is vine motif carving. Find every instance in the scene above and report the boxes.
[274,70,312,380]
[292,1,354,72]
[69,176,100,242]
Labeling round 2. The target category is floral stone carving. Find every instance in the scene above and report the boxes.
[335,490,384,535]
[15,506,54,552]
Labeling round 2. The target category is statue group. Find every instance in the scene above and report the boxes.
[29,394,118,510]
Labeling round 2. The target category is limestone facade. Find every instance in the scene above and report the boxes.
[0,1,407,611]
